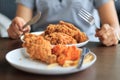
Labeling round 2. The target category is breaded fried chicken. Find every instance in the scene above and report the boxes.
[52,44,81,66]
[44,32,77,45]
[22,33,57,64]
[44,21,88,43]
[22,33,83,67]
[44,21,78,37]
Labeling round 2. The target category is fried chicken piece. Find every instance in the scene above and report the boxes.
[22,33,57,64]
[52,44,82,66]
[44,21,88,43]
[22,33,82,66]
[44,21,78,37]
[44,32,77,45]
[60,21,88,42]
[74,31,88,42]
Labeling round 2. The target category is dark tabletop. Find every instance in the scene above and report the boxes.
[0,37,120,80]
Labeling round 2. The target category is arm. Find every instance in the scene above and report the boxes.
[7,4,32,39]
[96,0,120,46]
[98,0,119,29]
[16,4,33,22]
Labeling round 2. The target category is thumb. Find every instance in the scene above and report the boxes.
[23,25,31,32]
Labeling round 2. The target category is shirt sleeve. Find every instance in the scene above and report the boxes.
[16,0,34,9]
[94,0,109,8]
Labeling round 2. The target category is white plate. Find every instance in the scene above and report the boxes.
[6,48,96,75]
[20,31,43,42]
[20,31,89,47]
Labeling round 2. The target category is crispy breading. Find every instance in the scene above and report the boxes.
[22,33,82,66]
[52,44,82,66]
[44,32,77,45]
[44,21,78,37]
[44,21,88,43]
[22,21,88,67]
[22,33,57,64]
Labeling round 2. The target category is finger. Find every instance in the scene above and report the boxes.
[8,17,25,39]
[96,29,106,37]
[17,22,26,31]
[112,40,118,45]
[111,35,119,45]
[8,28,19,39]
[96,24,110,37]
[97,30,106,38]
[13,24,23,35]
[23,26,31,35]
[102,38,112,46]
[98,32,111,46]
[23,25,30,32]
[13,17,26,31]
[101,33,118,46]
[101,24,110,31]
[105,39,117,46]
[95,29,101,37]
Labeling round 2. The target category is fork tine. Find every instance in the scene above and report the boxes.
[81,8,92,17]
[79,9,93,21]
[78,8,95,25]
[81,9,95,22]
[78,11,90,24]
[79,10,90,20]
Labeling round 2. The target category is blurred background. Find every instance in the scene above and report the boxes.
[0,0,16,20]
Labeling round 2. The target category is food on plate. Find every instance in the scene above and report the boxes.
[44,32,77,45]
[42,21,88,44]
[22,34,82,67]
[52,44,82,66]
[22,21,88,45]
[22,21,90,67]
[22,33,57,64]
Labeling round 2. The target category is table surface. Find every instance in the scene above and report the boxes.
[0,37,120,80]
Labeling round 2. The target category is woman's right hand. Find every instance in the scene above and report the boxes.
[7,17,31,39]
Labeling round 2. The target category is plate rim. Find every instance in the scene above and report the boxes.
[5,48,96,75]
[20,31,89,47]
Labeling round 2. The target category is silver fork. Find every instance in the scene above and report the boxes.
[77,47,90,69]
[78,8,99,29]
[78,8,120,40]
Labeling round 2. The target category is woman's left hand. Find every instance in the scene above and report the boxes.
[95,24,119,46]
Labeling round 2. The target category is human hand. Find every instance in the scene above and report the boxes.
[95,24,119,46]
[7,17,31,39]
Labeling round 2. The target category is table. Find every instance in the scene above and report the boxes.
[0,37,120,80]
